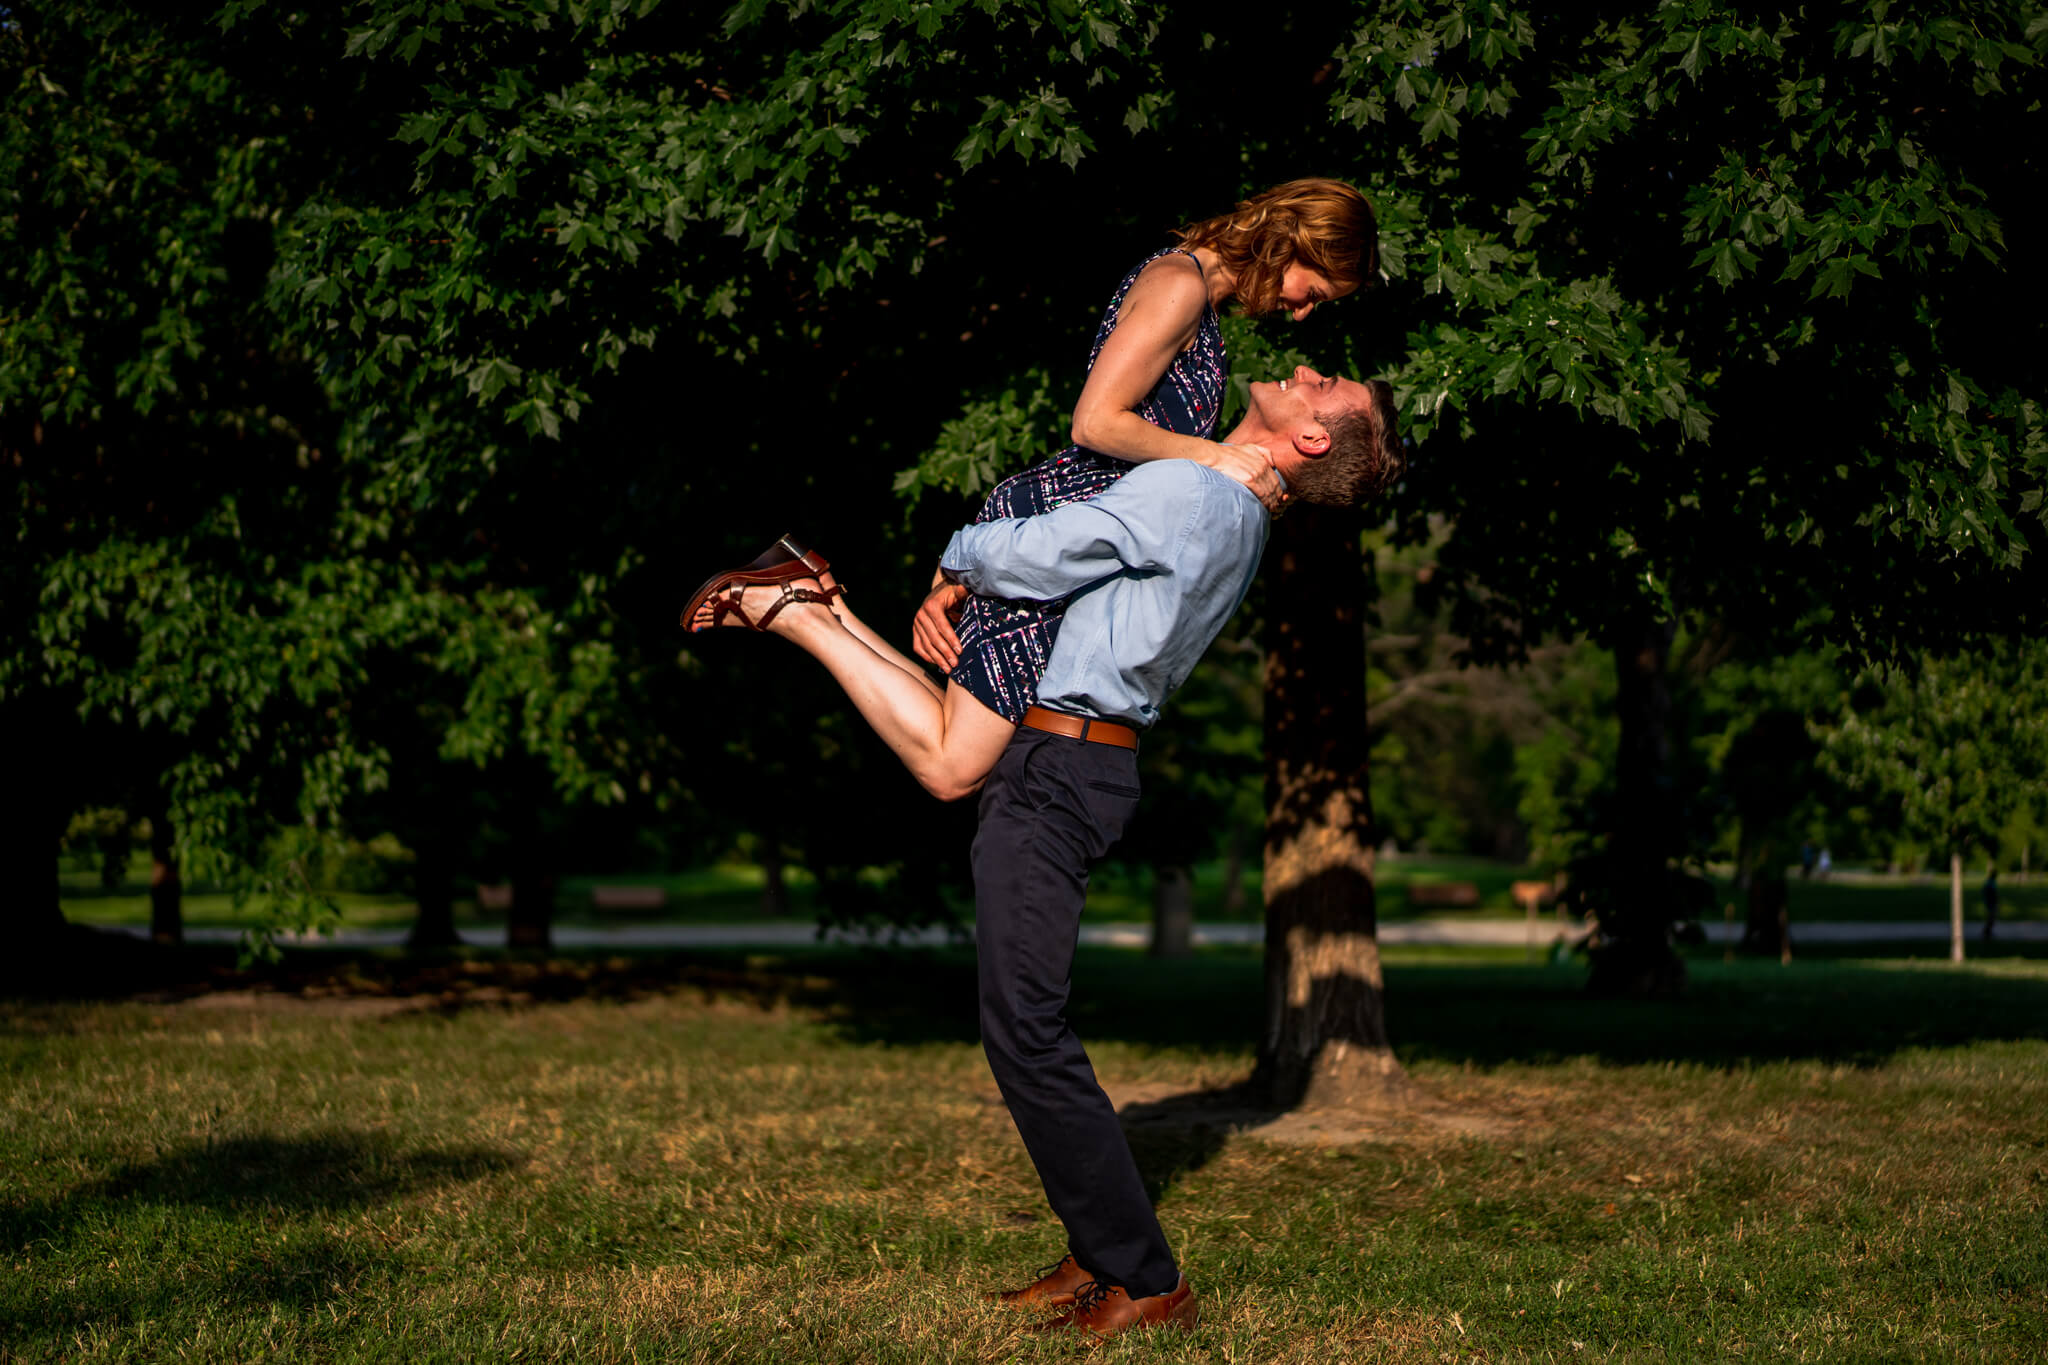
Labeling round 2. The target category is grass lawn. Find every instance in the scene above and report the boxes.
[1701,871,2046,925]
[5,947,2045,1362]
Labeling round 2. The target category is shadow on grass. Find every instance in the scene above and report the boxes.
[1,1130,515,1351]
[14,931,2048,1072]
[1098,953,2048,1206]
[4,1129,518,1245]
[1382,957,2048,1069]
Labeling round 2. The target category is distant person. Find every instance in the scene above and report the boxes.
[1816,847,1832,880]
[1983,868,2000,941]
[1799,841,1817,880]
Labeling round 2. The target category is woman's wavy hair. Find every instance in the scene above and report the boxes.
[1174,178,1380,316]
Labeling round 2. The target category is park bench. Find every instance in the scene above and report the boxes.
[1406,880,1481,909]
[590,885,668,910]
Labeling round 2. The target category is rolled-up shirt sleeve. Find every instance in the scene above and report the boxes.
[940,463,1203,602]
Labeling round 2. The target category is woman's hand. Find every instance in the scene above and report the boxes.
[912,580,969,672]
[1205,442,1285,512]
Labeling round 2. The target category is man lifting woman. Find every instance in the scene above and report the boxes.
[684,179,1402,1341]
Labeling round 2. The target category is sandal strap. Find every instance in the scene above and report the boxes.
[755,582,840,632]
[708,593,755,630]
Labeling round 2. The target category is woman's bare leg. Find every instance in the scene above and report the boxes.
[829,587,947,704]
[692,580,1013,801]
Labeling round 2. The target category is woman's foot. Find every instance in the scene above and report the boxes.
[680,535,843,632]
[688,575,840,634]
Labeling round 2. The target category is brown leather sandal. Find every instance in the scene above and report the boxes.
[699,579,842,632]
[682,535,844,633]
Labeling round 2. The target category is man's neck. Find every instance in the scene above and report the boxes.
[1222,418,1276,447]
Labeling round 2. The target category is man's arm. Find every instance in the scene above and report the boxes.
[939,463,1213,602]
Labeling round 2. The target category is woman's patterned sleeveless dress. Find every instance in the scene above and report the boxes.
[949,248,1228,723]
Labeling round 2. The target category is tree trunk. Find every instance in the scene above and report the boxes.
[1,701,69,951]
[1150,863,1194,957]
[1252,507,1402,1109]
[506,847,555,951]
[147,800,182,947]
[761,830,788,917]
[1950,850,1964,964]
[1221,832,1247,914]
[1738,827,1789,959]
[1588,618,1687,997]
[407,841,462,948]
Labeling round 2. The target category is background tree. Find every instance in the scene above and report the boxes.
[1329,1,2047,989]
[1694,650,1844,957]
[225,0,2048,1044]
[11,1,2047,1099]
[1818,641,2048,961]
[2,3,636,963]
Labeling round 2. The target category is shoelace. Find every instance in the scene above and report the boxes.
[1034,1254,1076,1283]
[1068,1279,1118,1315]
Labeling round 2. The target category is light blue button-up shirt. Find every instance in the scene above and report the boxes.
[939,461,1269,729]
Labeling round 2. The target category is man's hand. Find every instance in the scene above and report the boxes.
[912,579,969,672]
[1205,442,1285,513]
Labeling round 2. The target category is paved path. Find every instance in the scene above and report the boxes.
[131,918,2046,950]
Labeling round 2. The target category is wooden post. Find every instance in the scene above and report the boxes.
[1723,901,1735,964]
[1950,850,1965,964]
[1513,881,1550,960]
[148,808,182,947]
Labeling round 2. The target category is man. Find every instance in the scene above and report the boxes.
[687,366,1401,1338]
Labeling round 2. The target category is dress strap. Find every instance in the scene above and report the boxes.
[1159,246,1214,313]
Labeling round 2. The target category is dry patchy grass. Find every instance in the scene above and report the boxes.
[3,956,2045,1362]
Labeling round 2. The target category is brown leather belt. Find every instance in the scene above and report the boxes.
[1021,705,1139,750]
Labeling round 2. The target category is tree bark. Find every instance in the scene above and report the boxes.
[761,828,788,917]
[1588,618,1687,997]
[1220,834,1247,914]
[407,841,462,948]
[147,800,182,947]
[1738,828,1789,959]
[1150,863,1194,957]
[506,842,555,951]
[1,700,70,952]
[1950,850,1964,964]
[1252,507,1403,1109]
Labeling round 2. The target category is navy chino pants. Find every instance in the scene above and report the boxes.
[972,726,1179,1300]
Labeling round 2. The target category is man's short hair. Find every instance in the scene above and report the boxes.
[1288,379,1404,507]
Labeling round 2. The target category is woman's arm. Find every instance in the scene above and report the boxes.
[1069,255,1282,510]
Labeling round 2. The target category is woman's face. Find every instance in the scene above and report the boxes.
[1277,261,1353,322]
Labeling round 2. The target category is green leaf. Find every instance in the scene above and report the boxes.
[469,356,523,400]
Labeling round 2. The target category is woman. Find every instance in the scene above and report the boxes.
[685,178,1379,797]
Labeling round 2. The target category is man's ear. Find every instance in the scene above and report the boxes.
[1291,423,1331,457]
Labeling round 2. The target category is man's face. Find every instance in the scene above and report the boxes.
[1246,365,1374,474]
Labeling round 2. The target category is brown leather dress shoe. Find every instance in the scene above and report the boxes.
[987,1253,1093,1309]
[1029,1275,1198,1339]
